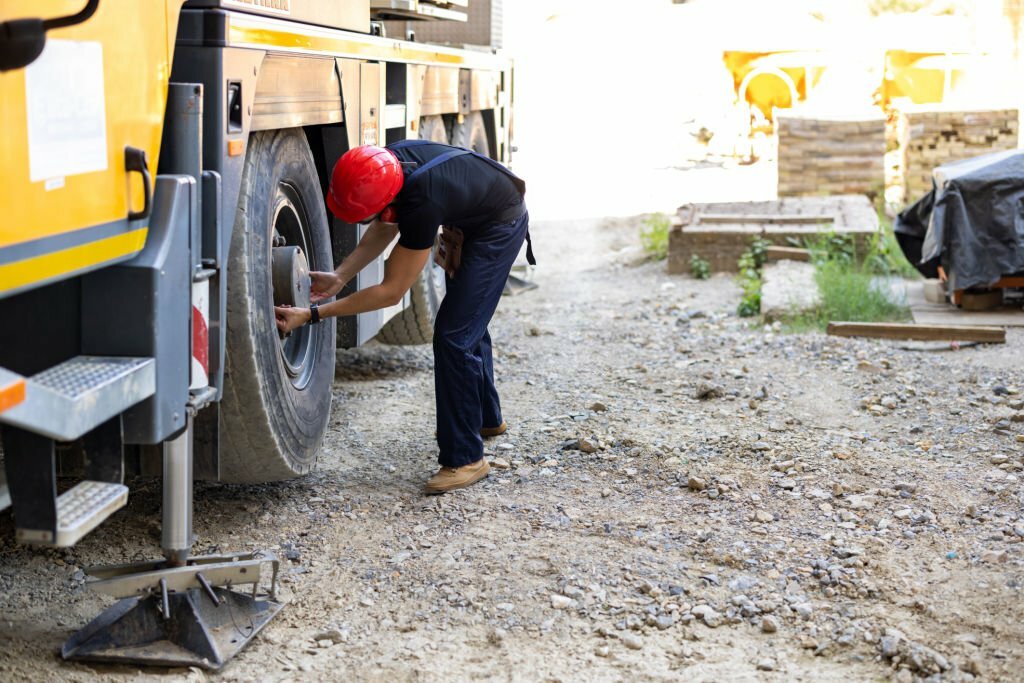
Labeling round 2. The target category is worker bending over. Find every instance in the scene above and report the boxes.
[275,140,533,494]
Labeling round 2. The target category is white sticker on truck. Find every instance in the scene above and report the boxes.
[25,40,108,182]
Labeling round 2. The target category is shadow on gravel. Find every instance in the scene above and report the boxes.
[334,345,432,381]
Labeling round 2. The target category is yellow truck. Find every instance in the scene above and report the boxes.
[0,0,512,668]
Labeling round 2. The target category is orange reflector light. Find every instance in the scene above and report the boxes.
[228,139,245,157]
[0,379,26,413]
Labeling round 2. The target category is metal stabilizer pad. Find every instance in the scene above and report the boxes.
[62,552,282,670]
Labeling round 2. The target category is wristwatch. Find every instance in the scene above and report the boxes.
[308,303,321,325]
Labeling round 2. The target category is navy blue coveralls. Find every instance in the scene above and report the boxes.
[388,140,535,468]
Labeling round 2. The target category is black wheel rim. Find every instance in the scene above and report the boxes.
[273,182,317,390]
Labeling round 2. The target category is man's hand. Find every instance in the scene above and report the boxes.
[310,271,344,303]
[275,305,311,335]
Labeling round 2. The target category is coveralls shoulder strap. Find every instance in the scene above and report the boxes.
[389,139,535,265]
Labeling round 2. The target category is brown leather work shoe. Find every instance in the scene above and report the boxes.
[480,421,507,438]
[424,459,491,495]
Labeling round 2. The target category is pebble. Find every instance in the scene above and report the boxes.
[777,479,797,490]
[619,633,644,650]
[314,629,346,644]
[687,476,706,491]
[550,594,574,609]
[754,510,773,523]
[756,658,776,671]
[489,457,511,470]
[990,454,1009,465]
[690,605,722,628]
[761,615,779,633]
[694,381,725,400]
[601,488,613,498]
[980,550,1008,563]
[589,402,608,413]
[595,645,610,657]
[578,438,598,454]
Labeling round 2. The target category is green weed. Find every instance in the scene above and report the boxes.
[689,254,711,280]
[783,260,910,331]
[640,213,670,261]
[736,236,770,317]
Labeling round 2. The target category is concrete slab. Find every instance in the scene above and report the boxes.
[761,260,821,321]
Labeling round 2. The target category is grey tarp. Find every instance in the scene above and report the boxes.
[895,149,1024,291]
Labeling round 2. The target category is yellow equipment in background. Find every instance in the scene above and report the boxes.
[880,49,987,108]
[723,50,827,129]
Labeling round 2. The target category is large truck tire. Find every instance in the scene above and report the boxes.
[450,111,490,155]
[219,129,336,483]
[375,116,451,345]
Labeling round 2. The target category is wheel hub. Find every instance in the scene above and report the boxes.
[271,245,311,308]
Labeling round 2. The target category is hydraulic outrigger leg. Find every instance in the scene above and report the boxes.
[62,416,283,669]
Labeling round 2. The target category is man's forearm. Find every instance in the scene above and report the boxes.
[335,221,399,285]
[317,283,401,319]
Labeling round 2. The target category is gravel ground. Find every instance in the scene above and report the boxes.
[0,215,1022,682]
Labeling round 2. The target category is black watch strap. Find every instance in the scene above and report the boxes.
[309,303,321,325]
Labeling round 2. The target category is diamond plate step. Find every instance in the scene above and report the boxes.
[0,357,155,441]
[17,481,128,547]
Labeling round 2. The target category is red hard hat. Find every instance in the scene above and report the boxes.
[327,145,404,223]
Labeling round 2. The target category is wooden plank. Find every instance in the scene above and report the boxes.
[698,214,835,225]
[766,246,811,262]
[826,321,1005,343]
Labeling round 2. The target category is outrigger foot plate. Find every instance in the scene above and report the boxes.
[61,551,281,670]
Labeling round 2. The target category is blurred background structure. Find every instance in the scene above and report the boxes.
[499,0,1024,218]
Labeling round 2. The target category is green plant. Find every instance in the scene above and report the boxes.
[783,259,911,331]
[804,230,856,267]
[689,254,711,280]
[640,213,670,261]
[737,278,761,317]
[865,215,920,278]
[735,236,770,317]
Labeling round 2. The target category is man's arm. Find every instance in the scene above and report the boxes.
[276,244,430,333]
[335,219,399,286]
[309,219,400,302]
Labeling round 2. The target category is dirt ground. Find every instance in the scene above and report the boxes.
[1,213,1023,682]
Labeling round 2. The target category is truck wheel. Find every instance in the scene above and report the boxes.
[219,129,336,483]
[418,114,449,144]
[375,116,451,345]
[451,111,490,155]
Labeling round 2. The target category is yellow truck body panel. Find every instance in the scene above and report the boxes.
[0,0,185,296]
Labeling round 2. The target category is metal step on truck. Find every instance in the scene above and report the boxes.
[0,0,511,668]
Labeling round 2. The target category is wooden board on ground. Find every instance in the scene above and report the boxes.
[906,281,1024,328]
[827,321,1005,343]
[766,246,811,262]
